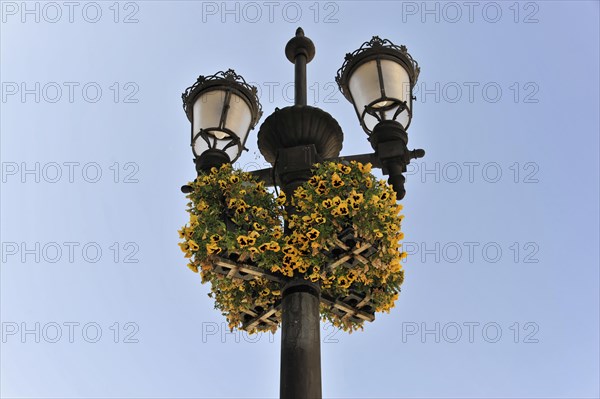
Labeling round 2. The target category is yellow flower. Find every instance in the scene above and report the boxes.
[347,270,357,281]
[253,222,265,231]
[295,187,308,199]
[294,232,309,244]
[258,243,270,253]
[187,263,199,273]
[235,206,246,215]
[206,243,222,254]
[306,228,320,241]
[188,240,200,251]
[260,288,270,296]
[272,290,281,296]
[358,162,372,174]
[229,175,240,183]
[332,196,342,206]
[350,190,364,204]
[272,227,283,239]
[282,245,297,255]
[322,199,333,209]
[196,201,209,212]
[283,254,296,266]
[178,242,190,253]
[210,234,222,243]
[336,203,349,216]
[337,276,351,289]
[248,231,260,239]
[237,235,249,247]
[276,192,287,206]
[268,242,281,252]
[189,214,199,227]
[316,180,328,195]
[338,164,352,174]
[331,173,344,188]
[218,180,227,189]
[374,230,384,239]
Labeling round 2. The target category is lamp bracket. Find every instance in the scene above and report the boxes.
[276,145,322,190]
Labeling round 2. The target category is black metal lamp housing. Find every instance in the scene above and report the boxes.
[182,69,262,172]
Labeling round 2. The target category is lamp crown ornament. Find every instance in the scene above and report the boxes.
[181,68,262,121]
[336,36,421,89]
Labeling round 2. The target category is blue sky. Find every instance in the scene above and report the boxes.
[1,1,599,398]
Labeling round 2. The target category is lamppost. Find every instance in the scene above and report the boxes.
[180,28,423,399]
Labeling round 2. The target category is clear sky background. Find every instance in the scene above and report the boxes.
[1,1,599,398]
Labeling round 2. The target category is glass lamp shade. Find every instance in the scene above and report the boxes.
[182,70,262,163]
[336,37,420,135]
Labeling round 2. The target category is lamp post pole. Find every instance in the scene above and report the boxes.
[279,28,322,399]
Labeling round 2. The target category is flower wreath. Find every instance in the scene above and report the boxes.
[179,162,406,333]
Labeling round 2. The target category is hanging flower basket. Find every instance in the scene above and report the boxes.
[179,162,406,333]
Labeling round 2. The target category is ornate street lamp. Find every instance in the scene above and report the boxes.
[182,69,262,173]
[179,28,425,399]
[336,36,419,134]
[336,36,424,199]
